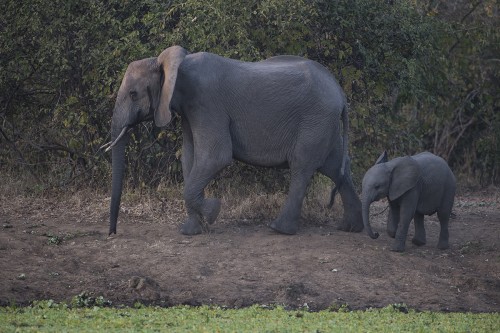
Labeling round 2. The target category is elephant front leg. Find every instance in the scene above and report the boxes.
[391,223,410,252]
[181,213,203,235]
[179,125,232,235]
[181,200,221,235]
[387,203,400,238]
[411,213,426,246]
[182,178,223,235]
[269,168,314,235]
[390,196,417,252]
[181,156,230,235]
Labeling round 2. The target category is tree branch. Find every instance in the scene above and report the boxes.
[448,1,484,55]
[0,124,41,183]
[461,0,483,24]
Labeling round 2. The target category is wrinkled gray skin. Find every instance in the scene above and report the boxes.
[361,151,456,252]
[108,46,363,236]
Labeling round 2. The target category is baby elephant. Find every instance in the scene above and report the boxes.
[361,151,456,252]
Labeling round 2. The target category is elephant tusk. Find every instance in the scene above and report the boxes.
[102,127,129,152]
[99,141,113,150]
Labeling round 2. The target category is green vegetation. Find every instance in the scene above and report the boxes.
[1,304,498,332]
[1,0,498,191]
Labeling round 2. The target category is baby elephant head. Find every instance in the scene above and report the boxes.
[361,151,420,239]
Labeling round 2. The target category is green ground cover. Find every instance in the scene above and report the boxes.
[1,303,498,332]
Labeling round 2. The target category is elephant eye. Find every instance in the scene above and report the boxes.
[129,90,138,101]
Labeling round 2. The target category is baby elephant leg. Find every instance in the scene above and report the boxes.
[411,213,426,246]
[437,211,450,250]
[387,205,399,238]
[390,198,417,252]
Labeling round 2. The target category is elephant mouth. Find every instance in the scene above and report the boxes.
[100,113,155,152]
[100,126,132,152]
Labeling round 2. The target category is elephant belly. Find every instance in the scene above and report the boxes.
[416,174,446,216]
[232,140,291,168]
[229,115,297,168]
[416,195,441,216]
[416,206,438,216]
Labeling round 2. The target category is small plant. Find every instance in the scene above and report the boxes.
[44,231,97,246]
[390,303,409,314]
[45,233,63,245]
[71,292,112,308]
[327,303,350,312]
[459,241,483,255]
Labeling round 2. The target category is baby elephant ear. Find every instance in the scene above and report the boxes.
[155,46,188,127]
[389,156,420,201]
[375,151,388,165]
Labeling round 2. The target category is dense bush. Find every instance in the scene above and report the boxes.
[1,0,498,191]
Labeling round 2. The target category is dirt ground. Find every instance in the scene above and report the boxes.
[0,186,499,312]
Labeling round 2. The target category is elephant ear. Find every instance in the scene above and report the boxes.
[388,157,420,201]
[374,150,388,165]
[155,46,188,127]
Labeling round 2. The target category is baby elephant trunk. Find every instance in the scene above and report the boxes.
[362,198,380,239]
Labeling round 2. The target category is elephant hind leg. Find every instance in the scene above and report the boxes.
[436,186,454,249]
[319,155,363,232]
[436,210,450,250]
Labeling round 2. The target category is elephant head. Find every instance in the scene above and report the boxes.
[361,151,420,239]
[106,46,187,235]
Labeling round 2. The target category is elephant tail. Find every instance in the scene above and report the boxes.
[327,184,340,209]
[328,104,349,209]
[340,103,349,178]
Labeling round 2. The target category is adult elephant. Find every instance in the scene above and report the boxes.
[104,46,363,236]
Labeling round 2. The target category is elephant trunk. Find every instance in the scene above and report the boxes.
[109,124,129,235]
[362,196,380,239]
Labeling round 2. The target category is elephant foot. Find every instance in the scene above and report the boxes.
[180,216,203,235]
[437,240,449,250]
[336,207,363,232]
[336,222,350,232]
[269,217,298,235]
[337,217,363,233]
[387,230,396,238]
[349,220,364,232]
[412,237,426,246]
[390,242,406,252]
[201,198,221,225]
